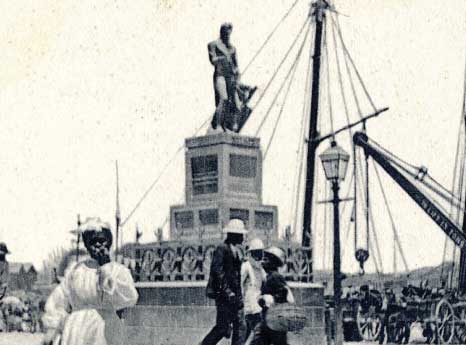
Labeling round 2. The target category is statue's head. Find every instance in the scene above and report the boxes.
[220,22,233,41]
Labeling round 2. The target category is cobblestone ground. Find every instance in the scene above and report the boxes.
[0,332,42,345]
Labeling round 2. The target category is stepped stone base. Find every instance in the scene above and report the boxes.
[123,282,326,345]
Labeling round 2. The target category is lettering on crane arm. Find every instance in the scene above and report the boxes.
[418,197,466,249]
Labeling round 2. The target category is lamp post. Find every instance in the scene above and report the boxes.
[319,141,350,345]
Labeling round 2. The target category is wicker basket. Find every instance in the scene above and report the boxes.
[265,303,307,332]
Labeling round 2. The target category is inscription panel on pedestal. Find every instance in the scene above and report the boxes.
[191,155,218,195]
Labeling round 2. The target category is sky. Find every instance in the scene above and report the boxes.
[0,0,465,275]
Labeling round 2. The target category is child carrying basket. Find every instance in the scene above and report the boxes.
[248,247,307,345]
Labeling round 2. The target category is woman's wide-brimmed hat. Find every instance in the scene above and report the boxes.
[0,242,10,255]
[264,246,285,266]
[79,217,113,248]
[222,219,248,235]
[247,238,264,252]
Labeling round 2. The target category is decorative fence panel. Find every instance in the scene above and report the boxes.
[127,240,312,283]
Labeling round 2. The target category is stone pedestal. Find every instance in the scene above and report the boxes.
[123,132,321,345]
[124,282,326,345]
[169,132,278,243]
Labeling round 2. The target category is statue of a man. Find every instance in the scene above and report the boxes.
[208,23,256,133]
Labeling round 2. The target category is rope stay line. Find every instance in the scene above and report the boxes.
[242,0,301,75]
[330,15,352,136]
[290,25,314,232]
[252,16,311,130]
[372,161,409,272]
[121,115,211,228]
[330,13,377,113]
[367,136,465,208]
[337,170,355,259]
[446,65,466,285]
[322,182,329,271]
[354,157,383,275]
[263,21,311,159]
[341,34,363,121]
[323,16,335,138]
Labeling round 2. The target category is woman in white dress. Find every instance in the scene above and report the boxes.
[41,217,138,345]
[241,238,266,341]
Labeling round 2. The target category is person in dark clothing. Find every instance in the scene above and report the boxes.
[251,246,292,345]
[201,219,248,345]
[0,243,10,300]
[378,288,401,344]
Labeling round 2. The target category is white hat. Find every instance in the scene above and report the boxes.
[78,217,112,233]
[264,246,285,266]
[222,219,248,234]
[248,238,264,252]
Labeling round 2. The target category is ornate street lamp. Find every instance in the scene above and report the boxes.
[320,141,350,182]
[319,141,349,345]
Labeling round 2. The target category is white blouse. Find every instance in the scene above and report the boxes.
[43,260,138,345]
[241,259,266,315]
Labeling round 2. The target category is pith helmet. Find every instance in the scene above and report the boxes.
[248,238,264,252]
[0,243,10,255]
[264,246,285,266]
[222,219,248,235]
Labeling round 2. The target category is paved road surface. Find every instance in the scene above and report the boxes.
[0,332,42,345]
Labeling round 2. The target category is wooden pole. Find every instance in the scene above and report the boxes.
[332,181,343,345]
[115,161,121,255]
[302,0,328,254]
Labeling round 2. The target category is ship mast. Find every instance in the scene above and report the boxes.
[302,0,329,249]
[458,63,466,293]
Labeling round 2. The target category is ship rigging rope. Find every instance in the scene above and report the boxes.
[242,0,301,76]
[322,182,329,271]
[367,136,465,208]
[353,144,358,253]
[263,20,311,159]
[323,19,335,137]
[354,162,383,275]
[290,27,313,232]
[252,17,310,135]
[445,89,466,283]
[120,115,211,228]
[337,170,355,259]
[330,16,352,136]
[341,37,363,121]
[330,13,377,113]
[327,13,382,274]
[372,161,409,272]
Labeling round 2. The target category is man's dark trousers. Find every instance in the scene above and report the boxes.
[201,301,246,345]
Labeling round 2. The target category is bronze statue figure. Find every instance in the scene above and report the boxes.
[208,23,256,133]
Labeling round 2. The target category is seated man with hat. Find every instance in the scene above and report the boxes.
[201,219,248,345]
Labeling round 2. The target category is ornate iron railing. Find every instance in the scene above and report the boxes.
[125,240,312,283]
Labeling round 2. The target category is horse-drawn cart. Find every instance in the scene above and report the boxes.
[339,284,466,344]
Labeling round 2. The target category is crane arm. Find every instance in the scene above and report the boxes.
[353,131,466,249]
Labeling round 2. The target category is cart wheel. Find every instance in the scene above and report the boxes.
[356,307,381,341]
[436,299,455,344]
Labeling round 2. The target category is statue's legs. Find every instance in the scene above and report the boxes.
[213,76,229,131]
